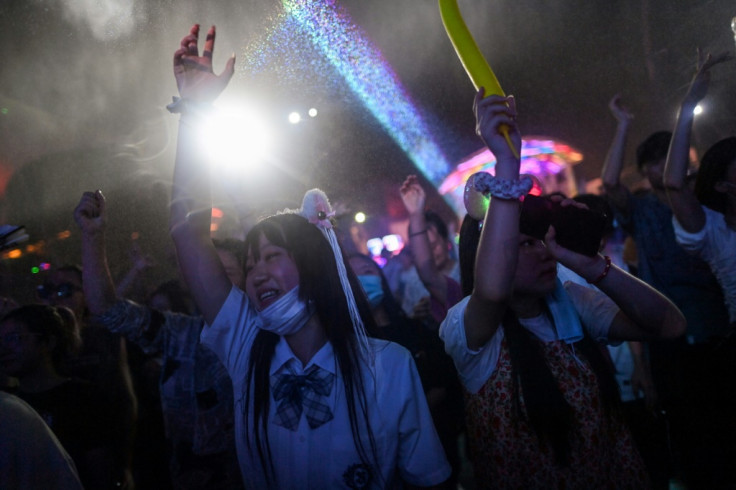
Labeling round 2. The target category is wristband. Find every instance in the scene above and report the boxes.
[472,173,533,201]
[587,255,612,285]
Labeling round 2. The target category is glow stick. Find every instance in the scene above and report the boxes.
[439,0,519,158]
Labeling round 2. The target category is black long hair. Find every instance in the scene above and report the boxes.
[458,214,620,466]
[695,136,736,214]
[243,213,381,483]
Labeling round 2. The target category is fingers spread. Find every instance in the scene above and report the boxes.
[203,25,216,59]
[173,47,188,67]
[221,54,236,83]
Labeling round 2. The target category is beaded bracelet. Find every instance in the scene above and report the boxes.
[473,172,533,201]
[587,255,612,285]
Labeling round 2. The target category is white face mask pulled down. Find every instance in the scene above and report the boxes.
[257,286,315,336]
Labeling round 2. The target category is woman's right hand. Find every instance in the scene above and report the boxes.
[399,175,426,216]
[608,94,633,125]
[173,24,236,103]
[74,190,106,235]
[683,48,732,108]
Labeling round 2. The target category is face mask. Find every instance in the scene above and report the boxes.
[258,287,315,336]
[358,275,384,309]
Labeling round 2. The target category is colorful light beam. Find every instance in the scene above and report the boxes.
[273,0,451,184]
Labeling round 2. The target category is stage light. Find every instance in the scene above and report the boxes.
[199,107,272,172]
[382,234,403,253]
[693,105,703,116]
[288,112,302,124]
[367,237,383,256]
[308,108,318,117]
[354,212,366,223]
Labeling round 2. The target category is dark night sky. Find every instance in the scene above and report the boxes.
[1,0,736,299]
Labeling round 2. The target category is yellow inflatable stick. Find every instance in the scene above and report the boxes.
[439,0,519,158]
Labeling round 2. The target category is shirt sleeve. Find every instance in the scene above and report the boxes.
[94,299,204,355]
[672,210,709,257]
[439,296,505,394]
[200,286,259,378]
[564,281,619,343]
[93,299,166,354]
[389,343,452,486]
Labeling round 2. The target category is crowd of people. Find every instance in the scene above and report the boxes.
[1,23,736,490]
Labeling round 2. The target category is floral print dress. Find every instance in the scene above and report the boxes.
[464,337,649,489]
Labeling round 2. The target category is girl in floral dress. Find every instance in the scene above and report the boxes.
[440,90,686,489]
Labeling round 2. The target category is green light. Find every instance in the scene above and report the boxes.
[31,266,40,274]
[0,108,8,115]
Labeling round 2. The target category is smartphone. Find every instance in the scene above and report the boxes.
[519,195,607,257]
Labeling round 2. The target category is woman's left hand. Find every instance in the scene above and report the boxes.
[543,197,604,280]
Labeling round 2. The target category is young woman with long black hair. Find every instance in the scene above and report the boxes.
[166,24,451,489]
[440,90,686,488]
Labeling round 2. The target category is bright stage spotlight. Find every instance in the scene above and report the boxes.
[288,112,302,124]
[354,212,366,223]
[693,104,703,116]
[199,108,272,171]
[308,108,318,118]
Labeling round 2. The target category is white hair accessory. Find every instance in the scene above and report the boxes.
[298,189,372,363]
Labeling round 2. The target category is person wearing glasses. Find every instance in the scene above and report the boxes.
[74,190,244,490]
[36,267,86,321]
[36,264,138,489]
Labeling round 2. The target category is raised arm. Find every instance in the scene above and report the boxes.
[169,24,236,325]
[664,49,732,233]
[74,191,138,487]
[114,241,154,299]
[463,91,522,350]
[600,94,634,210]
[75,190,117,316]
[545,224,686,341]
[399,175,449,308]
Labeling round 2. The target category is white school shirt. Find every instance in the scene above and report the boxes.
[201,286,451,489]
[439,282,619,394]
[673,206,736,323]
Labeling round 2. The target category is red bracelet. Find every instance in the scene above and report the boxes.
[587,255,612,285]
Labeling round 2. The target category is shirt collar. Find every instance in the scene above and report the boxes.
[271,337,336,376]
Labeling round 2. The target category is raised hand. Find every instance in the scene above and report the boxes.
[74,190,106,234]
[608,94,633,124]
[173,24,236,103]
[129,240,156,272]
[473,91,521,177]
[683,48,733,107]
[542,197,604,279]
[400,175,426,216]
